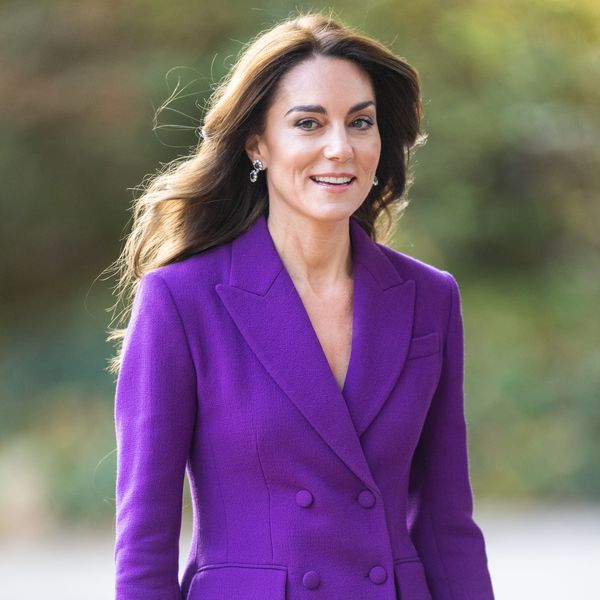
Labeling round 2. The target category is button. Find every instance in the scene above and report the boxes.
[358,489,376,508]
[302,570,320,589]
[368,565,387,584]
[295,490,314,507]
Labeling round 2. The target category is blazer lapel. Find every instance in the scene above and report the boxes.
[215,214,415,496]
[342,219,416,437]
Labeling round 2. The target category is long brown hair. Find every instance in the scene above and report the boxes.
[104,10,426,375]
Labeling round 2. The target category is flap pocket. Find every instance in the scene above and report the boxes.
[407,332,440,360]
[394,557,432,600]
[187,562,287,600]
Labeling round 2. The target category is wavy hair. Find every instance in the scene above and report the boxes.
[104,10,426,375]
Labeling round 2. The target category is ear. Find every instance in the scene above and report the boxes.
[244,132,264,164]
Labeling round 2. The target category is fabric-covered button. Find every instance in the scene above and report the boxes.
[295,489,314,507]
[358,489,376,508]
[302,570,320,589]
[369,565,387,584]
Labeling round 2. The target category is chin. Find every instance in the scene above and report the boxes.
[307,205,358,223]
[324,199,365,218]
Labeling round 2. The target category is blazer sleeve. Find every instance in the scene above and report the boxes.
[114,271,197,600]
[407,272,495,599]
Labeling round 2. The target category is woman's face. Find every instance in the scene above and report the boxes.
[246,55,381,225]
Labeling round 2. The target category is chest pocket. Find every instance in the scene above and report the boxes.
[187,563,287,600]
[407,331,440,360]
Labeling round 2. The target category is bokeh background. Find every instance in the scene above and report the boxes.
[1,0,598,597]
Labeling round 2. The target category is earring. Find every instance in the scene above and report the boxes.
[373,175,379,186]
[249,159,264,183]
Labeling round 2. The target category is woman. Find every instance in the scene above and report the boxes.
[108,12,495,600]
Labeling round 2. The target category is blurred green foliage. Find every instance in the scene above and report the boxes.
[0,0,598,530]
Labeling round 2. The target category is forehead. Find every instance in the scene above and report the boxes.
[272,56,375,109]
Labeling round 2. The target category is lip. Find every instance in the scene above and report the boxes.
[310,173,356,178]
[309,174,356,193]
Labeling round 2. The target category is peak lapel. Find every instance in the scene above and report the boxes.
[343,218,416,437]
[215,214,415,495]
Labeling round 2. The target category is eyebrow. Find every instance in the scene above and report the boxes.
[284,100,375,117]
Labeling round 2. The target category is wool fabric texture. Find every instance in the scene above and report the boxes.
[114,213,495,599]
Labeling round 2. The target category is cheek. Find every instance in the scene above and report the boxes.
[354,134,381,168]
[273,142,316,178]
[367,135,382,163]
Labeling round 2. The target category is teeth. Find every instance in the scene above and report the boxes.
[312,176,353,184]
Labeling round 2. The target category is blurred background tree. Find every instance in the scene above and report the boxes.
[0,0,598,535]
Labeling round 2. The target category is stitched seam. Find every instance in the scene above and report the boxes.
[255,428,274,562]
[423,495,456,600]
[393,556,421,564]
[155,273,199,392]
[441,271,455,342]
[423,270,460,600]
[207,427,230,561]
[155,272,200,466]
[407,351,438,361]
[407,336,440,360]
[196,562,288,572]
[153,272,199,593]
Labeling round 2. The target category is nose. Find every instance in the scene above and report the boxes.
[323,125,353,162]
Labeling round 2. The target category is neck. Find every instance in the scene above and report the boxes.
[266,207,353,295]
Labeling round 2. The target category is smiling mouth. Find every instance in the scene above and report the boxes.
[309,176,356,186]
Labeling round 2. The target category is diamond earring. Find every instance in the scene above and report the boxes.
[373,175,379,186]
[249,159,264,183]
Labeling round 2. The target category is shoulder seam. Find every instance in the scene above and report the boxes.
[441,270,456,350]
[153,272,199,389]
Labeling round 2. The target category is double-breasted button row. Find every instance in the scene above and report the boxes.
[296,488,384,590]
[295,488,376,508]
[301,565,387,589]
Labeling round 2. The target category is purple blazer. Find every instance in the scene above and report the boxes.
[114,213,495,600]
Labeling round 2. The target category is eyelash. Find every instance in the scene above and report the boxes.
[294,117,374,131]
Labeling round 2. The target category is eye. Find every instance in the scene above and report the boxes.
[295,118,319,130]
[351,117,374,130]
